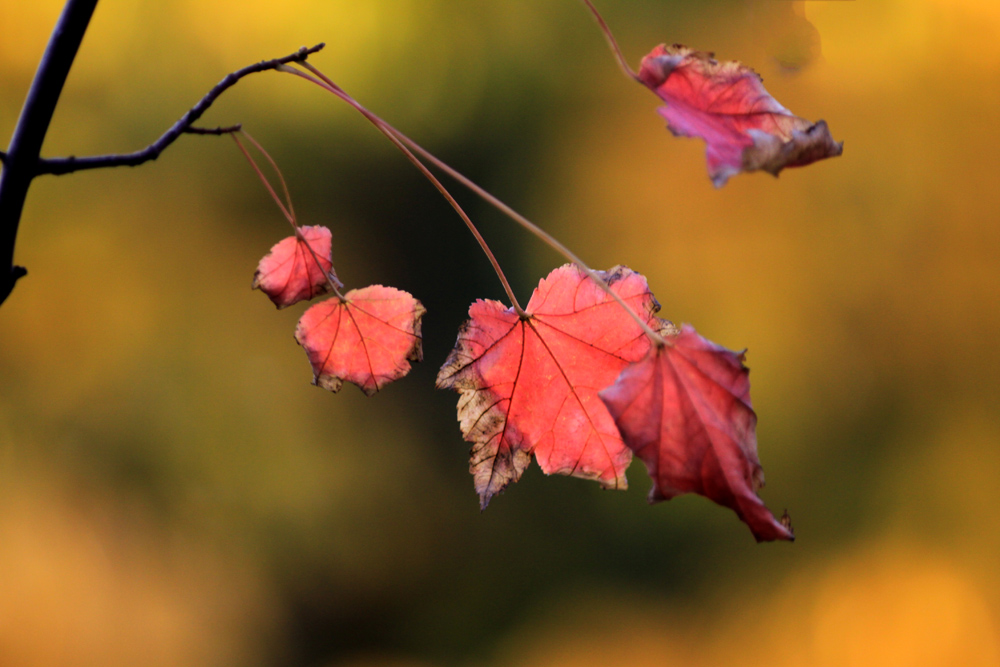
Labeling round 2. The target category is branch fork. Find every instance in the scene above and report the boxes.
[0,28,324,306]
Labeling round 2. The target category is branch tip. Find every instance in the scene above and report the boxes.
[0,265,27,304]
[185,124,243,135]
[35,43,328,176]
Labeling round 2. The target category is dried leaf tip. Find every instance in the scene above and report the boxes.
[780,510,795,541]
[599,325,794,542]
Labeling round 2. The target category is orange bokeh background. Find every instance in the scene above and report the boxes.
[2,1,999,665]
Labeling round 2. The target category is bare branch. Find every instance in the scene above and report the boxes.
[184,124,243,135]
[35,43,325,176]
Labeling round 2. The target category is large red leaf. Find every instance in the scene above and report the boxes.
[638,44,842,187]
[253,226,341,308]
[296,285,425,396]
[436,264,661,508]
[599,325,793,542]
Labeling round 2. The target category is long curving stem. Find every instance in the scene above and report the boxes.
[579,0,641,82]
[231,134,295,227]
[231,131,344,298]
[278,65,525,316]
[288,63,666,347]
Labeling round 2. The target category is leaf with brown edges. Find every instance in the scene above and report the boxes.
[599,325,793,542]
[638,44,842,187]
[253,226,342,308]
[296,285,425,396]
[436,264,663,508]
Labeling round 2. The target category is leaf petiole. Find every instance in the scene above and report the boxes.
[579,0,641,82]
[232,131,344,297]
[230,132,295,228]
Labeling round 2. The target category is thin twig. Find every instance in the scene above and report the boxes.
[35,44,325,176]
[184,124,243,135]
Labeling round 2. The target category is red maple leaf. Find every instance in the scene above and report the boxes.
[296,285,425,396]
[638,44,842,187]
[599,324,793,542]
[253,225,342,308]
[436,264,661,508]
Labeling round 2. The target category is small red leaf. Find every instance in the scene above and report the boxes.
[436,264,661,508]
[638,44,842,187]
[599,325,793,542]
[253,226,341,308]
[295,285,425,396]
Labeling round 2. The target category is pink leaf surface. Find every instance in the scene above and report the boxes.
[295,285,425,396]
[436,264,662,508]
[253,226,341,308]
[638,44,842,187]
[599,325,793,542]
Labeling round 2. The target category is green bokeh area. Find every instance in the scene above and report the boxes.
[2,1,1000,666]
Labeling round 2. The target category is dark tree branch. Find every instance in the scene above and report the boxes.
[0,24,324,309]
[184,124,244,135]
[0,0,99,305]
[35,43,325,176]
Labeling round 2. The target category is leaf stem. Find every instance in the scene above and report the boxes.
[286,63,666,346]
[279,63,526,317]
[231,131,344,298]
[231,133,295,227]
[579,0,641,82]
[237,130,297,225]
[400,135,667,345]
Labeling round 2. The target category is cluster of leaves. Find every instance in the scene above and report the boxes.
[249,33,841,543]
[253,226,425,396]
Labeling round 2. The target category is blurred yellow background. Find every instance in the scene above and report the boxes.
[2,1,999,665]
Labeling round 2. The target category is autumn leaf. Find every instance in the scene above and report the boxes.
[296,285,425,396]
[436,264,662,508]
[638,44,842,187]
[253,225,342,308]
[599,324,793,542]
